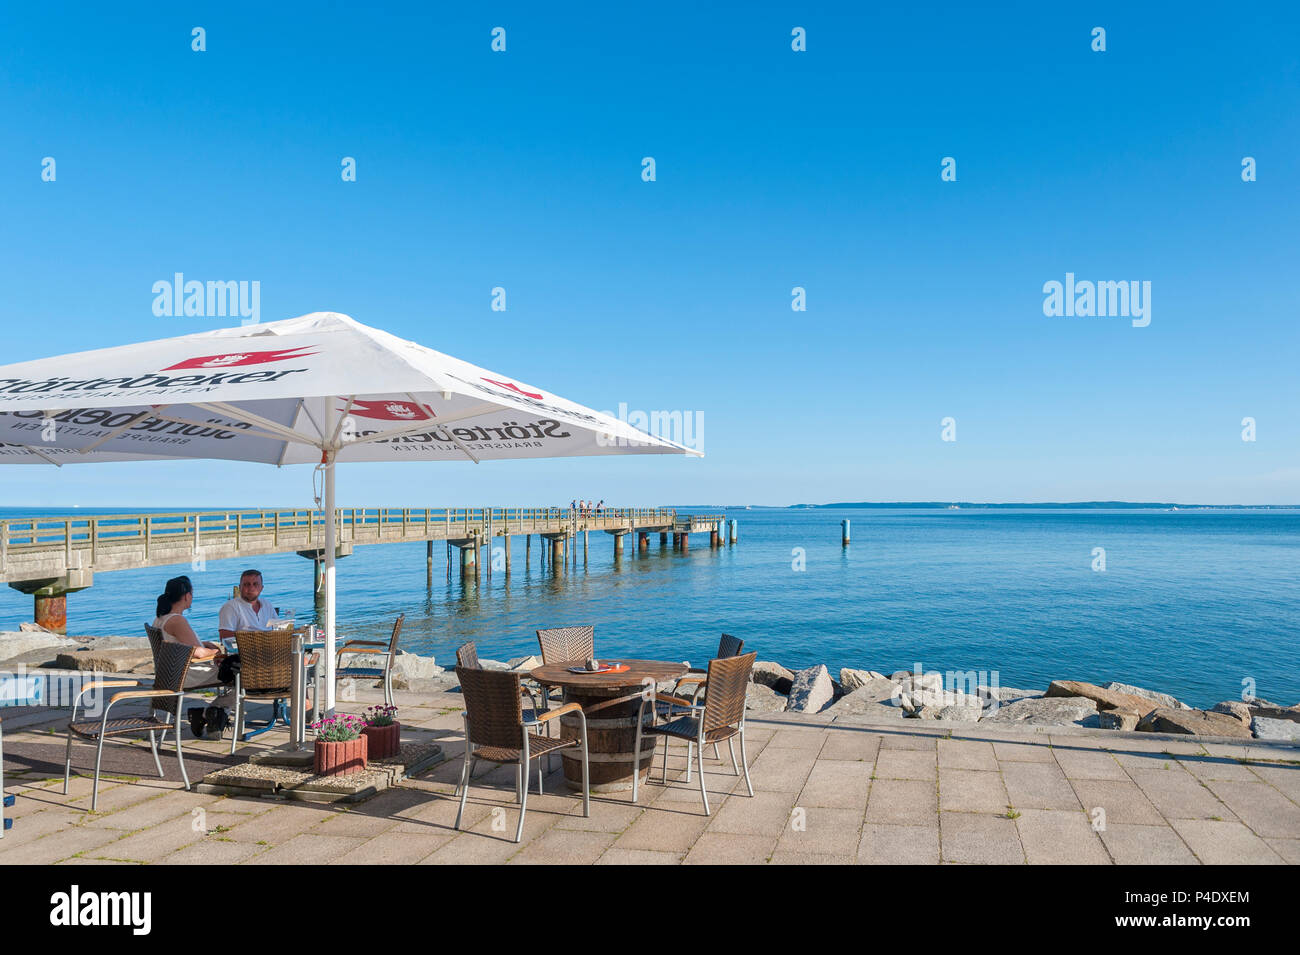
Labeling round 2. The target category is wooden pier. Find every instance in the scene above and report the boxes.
[0,507,729,632]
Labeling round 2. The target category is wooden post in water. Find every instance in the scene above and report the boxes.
[427,539,434,586]
[613,531,624,558]
[841,519,850,547]
[583,530,588,566]
[729,519,738,545]
[504,531,511,576]
[680,532,689,552]
[474,537,481,581]
[710,528,719,548]
[526,533,532,568]
[551,536,564,567]
[660,532,668,548]
[638,531,649,553]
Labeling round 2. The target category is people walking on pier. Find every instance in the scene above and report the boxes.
[218,569,275,640]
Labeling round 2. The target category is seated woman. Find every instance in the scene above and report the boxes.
[153,575,233,708]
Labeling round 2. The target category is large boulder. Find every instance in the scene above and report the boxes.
[839,668,888,692]
[1252,717,1300,742]
[913,701,983,722]
[745,682,788,714]
[1245,699,1300,725]
[1102,681,1190,711]
[824,684,904,721]
[54,647,154,673]
[982,696,1099,727]
[1136,708,1253,738]
[0,629,79,662]
[1098,708,1140,731]
[507,655,542,672]
[1210,701,1252,727]
[891,671,944,694]
[976,685,1044,703]
[752,661,795,694]
[786,664,835,714]
[1045,680,1162,717]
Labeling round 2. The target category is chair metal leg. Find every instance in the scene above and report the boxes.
[516,736,530,843]
[739,724,753,797]
[229,695,243,755]
[696,735,710,815]
[454,745,472,829]
[63,728,74,794]
[175,726,190,790]
[536,757,544,796]
[91,733,106,812]
[686,741,694,783]
[728,736,739,775]
[661,734,670,783]
[580,720,591,818]
[712,743,720,760]
[148,731,164,778]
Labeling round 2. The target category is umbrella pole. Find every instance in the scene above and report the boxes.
[323,450,337,718]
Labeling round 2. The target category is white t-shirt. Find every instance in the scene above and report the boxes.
[219,597,275,633]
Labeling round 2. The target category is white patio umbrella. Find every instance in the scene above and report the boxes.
[0,312,698,711]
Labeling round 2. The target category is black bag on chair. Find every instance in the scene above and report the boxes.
[218,653,241,684]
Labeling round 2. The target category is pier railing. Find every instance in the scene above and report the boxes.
[0,507,684,582]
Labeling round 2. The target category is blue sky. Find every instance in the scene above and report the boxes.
[1,3,1297,507]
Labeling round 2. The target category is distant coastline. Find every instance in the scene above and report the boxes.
[715,502,1300,511]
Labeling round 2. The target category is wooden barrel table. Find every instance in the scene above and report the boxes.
[530,659,688,793]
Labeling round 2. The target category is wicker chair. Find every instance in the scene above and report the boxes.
[228,629,314,753]
[535,625,594,665]
[144,623,225,693]
[453,666,590,843]
[336,615,403,707]
[671,634,745,757]
[633,651,757,815]
[64,641,196,811]
[457,641,545,713]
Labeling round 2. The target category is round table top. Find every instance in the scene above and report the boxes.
[530,658,688,689]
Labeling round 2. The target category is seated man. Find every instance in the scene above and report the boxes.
[218,569,275,641]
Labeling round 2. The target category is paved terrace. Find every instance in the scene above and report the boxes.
[2,682,1298,865]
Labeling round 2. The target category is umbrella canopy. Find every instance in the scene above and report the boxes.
[0,312,699,710]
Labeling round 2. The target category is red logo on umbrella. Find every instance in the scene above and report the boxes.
[162,346,318,371]
[346,400,435,421]
[481,377,543,400]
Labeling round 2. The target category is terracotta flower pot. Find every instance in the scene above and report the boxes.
[363,722,401,760]
[314,735,368,776]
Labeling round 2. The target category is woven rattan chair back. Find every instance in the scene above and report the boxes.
[536,625,594,665]
[455,641,481,670]
[717,633,744,659]
[144,623,164,662]
[151,641,195,718]
[236,629,294,693]
[456,666,524,750]
[701,652,756,734]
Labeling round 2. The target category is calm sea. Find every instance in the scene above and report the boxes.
[1,507,1297,709]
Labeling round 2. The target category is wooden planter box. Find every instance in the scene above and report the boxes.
[314,735,368,777]
[363,722,401,760]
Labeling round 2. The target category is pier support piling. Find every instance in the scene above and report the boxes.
[9,572,92,635]
[427,540,434,586]
[680,532,689,552]
[660,532,668,548]
[638,531,649,553]
[841,519,851,547]
[729,520,738,545]
[551,536,564,566]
